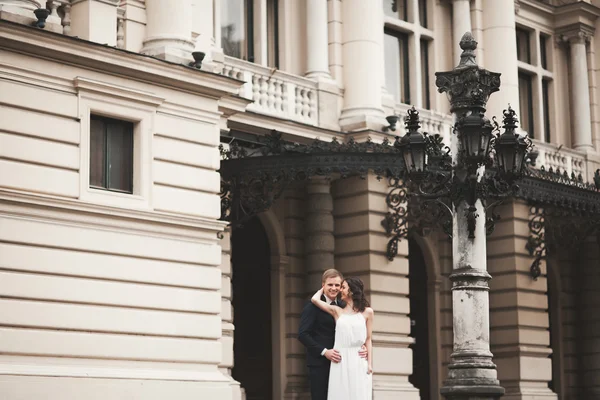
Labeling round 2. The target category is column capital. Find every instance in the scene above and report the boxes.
[557,23,595,45]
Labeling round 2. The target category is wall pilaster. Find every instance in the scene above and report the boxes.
[332,175,420,399]
[305,178,335,292]
[580,234,600,398]
[283,188,310,400]
[486,201,557,399]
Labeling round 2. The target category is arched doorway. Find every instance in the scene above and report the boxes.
[408,238,431,400]
[232,217,273,400]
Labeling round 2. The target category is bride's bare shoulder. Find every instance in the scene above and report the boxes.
[363,307,374,317]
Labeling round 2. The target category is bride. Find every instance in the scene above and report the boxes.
[311,277,374,400]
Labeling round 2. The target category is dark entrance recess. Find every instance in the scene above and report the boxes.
[231,217,272,400]
[408,238,431,400]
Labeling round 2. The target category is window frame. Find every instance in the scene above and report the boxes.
[385,28,411,105]
[383,0,434,110]
[89,115,135,194]
[515,24,554,143]
[75,77,158,210]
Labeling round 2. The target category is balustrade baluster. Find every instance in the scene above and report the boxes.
[117,9,125,49]
[259,76,269,107]
[274,80,283,112]
[60,2,71,35]
[252,75,260,103]
[48,1,59,18]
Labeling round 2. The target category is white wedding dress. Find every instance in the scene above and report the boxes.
[327,312,372,400]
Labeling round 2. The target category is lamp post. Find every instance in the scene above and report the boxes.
[396,32,531,400]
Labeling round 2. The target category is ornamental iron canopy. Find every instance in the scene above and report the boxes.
[218,32,600,270]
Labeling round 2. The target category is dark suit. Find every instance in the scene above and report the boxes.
[298,295,343,400]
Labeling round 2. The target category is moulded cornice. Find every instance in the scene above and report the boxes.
[228,111,343,144]
[70,0,120,6]
[74,77,166,106]
[519,0,555,17]
[0,189,228,239]
[0,21,244,101]
[218,94,252,120]
[554,0,600,34]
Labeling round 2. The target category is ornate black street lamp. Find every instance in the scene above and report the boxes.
[395,32,533,400]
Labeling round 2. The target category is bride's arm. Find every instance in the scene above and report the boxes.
[364,307,374,374]
[311,288,340,319]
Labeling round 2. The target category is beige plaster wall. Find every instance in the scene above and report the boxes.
[0,24,241,399]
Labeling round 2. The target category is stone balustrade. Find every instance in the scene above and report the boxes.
[223,56,319,125]
[532,140,587,177]
[394,103,454,144]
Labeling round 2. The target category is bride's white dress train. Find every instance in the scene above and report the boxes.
[327,312,372,400]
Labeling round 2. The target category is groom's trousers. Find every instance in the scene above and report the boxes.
[308,364,330,400]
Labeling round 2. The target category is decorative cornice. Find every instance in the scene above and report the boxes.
[556,22,595,44]
[554,1,600,39]
[0,20,244,100]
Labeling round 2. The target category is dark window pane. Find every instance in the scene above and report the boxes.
[384,29,410,104]
[384,0,408,21]
[421,39,430,109]
[542,79,551,142]
[518,72,534,137]
[540,34,548,70]
[516,28,531,64]
[267,0,279,68]
[222,0,253,61]
[419,0,427,27]
[90,115,133,194]
[90,117,106,188]
[106,120,134,193]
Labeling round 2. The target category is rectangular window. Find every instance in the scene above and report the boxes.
[267,0,279,68]
[90,115,134,193]
[384,29,410,104]
[421,39,430,109]
[419,0,428,28]
[542,79,551,143]
[518,72,534,137]
[384,0,408,21]
[540,34,548,70]
[516,28,531,64]
[221,0,254,62]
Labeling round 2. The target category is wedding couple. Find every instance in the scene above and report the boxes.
[298,269,374,400]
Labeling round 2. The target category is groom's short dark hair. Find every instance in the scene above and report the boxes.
[322,269,343,283]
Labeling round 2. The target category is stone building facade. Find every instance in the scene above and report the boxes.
[0,1,599,400]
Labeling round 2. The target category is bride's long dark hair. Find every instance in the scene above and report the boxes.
[344,277,370,312]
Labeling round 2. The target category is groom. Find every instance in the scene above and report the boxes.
[298,269,344,400]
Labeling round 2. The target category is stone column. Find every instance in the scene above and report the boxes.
[567,32,594,151]
[305,178,335,291]
[339,0,385,131]
[305,0,331,79]
[452,0,472,65]
[141,0,194,64]
[436,33,503,400]
[482,0,519,119]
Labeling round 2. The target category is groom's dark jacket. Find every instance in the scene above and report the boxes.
[298,295,345,367]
